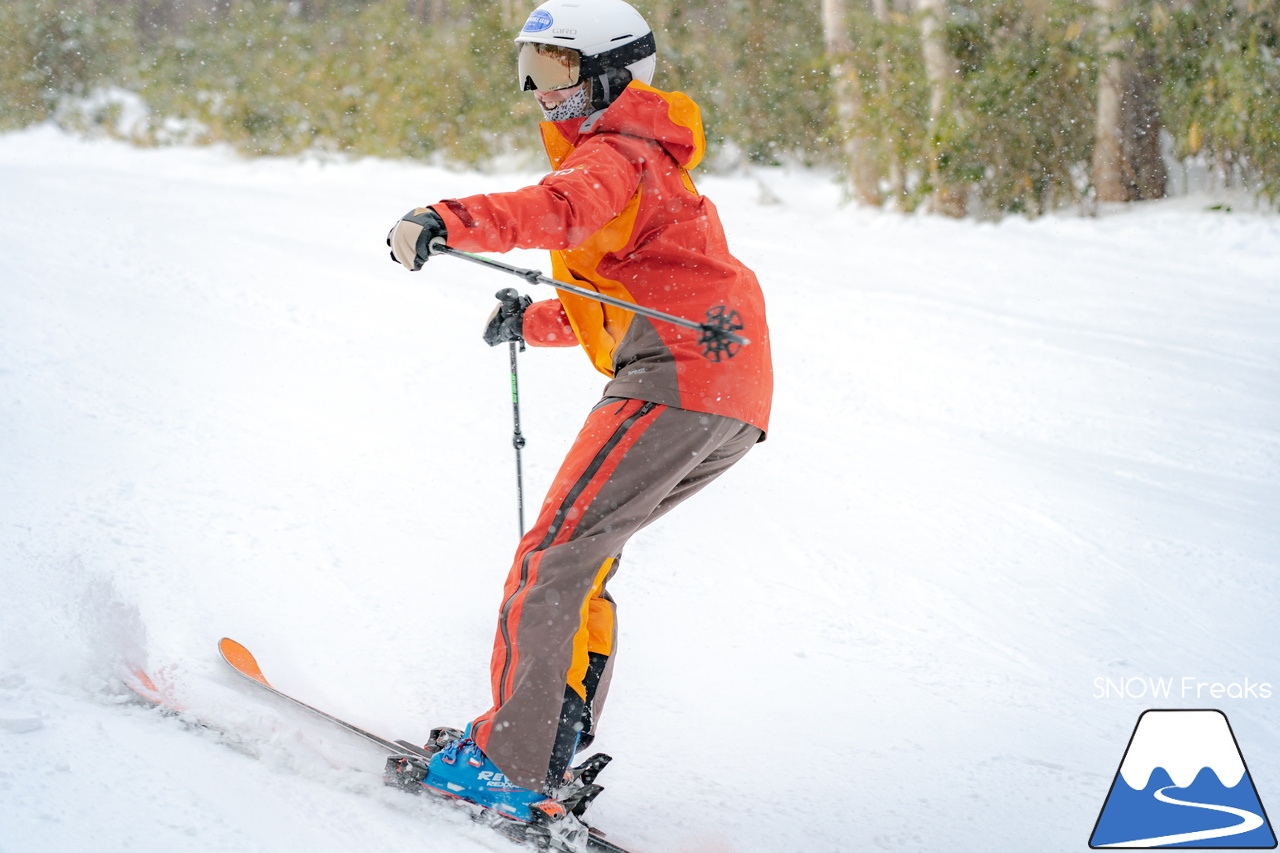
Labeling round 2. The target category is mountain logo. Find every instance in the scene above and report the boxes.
[1091,709,1276,848]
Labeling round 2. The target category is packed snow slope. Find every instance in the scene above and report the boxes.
[2,126,1278,853]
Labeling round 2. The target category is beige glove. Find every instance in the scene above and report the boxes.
[387,207,448,271]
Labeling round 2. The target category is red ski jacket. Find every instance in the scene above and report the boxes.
[431,81,772,435]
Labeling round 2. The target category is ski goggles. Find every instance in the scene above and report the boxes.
[518,43,582,93]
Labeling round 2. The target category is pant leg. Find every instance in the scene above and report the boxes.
[470,398,760,791]
[579,416,761,732]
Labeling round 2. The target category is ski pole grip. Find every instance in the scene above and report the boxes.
[496,287,522,308]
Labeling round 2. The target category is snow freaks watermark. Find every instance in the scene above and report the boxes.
[1093,676,1274,701]
[1089,710,1277,848]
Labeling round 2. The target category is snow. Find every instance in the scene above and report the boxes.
[2,124,1278,852]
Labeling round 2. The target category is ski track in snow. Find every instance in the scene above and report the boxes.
[2,126,1279,852]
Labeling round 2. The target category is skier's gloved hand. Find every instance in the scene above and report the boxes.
[387,207,448,271]
[483,289,532,347]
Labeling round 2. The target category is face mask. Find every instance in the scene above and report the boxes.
[541,84,591,121]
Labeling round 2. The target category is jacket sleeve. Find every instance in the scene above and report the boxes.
[522,298,578,347]
[428,135,644,253]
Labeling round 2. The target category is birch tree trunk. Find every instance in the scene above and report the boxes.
[822,0,882,205]
[1092,0,1167,201]
[870,0,906,201]
[917,0,966,216]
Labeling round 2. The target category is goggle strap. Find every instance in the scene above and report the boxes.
[579,32,656,79]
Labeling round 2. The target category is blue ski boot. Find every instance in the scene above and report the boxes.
[383,724,593,850]
[424,725,548,818]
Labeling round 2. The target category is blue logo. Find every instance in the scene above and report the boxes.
[522,9,553,33]
[1091,710,1276,848]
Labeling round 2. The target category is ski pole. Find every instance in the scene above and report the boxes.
[495,287,528,538]
[433,243,750,362]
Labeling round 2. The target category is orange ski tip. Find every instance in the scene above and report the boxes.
[218,638,271,687]
[129,666,160,693]
[124,666,165,704]
[124,665,189,711]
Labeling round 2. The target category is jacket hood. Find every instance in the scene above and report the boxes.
[542,81,706,171]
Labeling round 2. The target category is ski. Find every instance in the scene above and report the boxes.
[217,638,637,853]
[218,638,432,759]
[123,666,177,709]
[121,664,250,750]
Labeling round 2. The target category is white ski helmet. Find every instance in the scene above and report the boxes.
[515,0,657,111]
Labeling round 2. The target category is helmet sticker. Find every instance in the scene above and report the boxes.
[522,9,553,33]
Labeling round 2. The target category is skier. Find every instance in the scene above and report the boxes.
[387,0,772,837]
